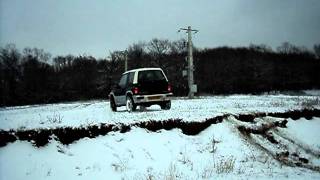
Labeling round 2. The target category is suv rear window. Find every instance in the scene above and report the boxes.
[138,70,166,83]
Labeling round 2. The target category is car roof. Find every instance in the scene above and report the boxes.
[122,67,163,75]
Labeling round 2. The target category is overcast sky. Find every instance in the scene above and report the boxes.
[1,0,320,58]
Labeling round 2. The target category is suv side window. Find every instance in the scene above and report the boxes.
[118,73,128,88]
[128,72,135,86]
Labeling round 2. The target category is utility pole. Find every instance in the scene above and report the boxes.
[123,50,128,72]
[124,53,128,72]
[179,26,198,99]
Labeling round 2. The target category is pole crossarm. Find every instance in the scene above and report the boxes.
[179,28,199,33]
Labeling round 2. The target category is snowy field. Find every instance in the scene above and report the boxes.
[1,93,320,179]
[0,94,319,130]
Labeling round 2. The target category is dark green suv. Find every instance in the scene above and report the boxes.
[109,68,173,112]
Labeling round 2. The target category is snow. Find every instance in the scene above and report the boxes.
[283,117,320,152]
[1,94,319,130]
[1,122,319,180]
[1,94,320,179]
[303,90,320,96]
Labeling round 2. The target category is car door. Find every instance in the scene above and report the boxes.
[114,73,128,105]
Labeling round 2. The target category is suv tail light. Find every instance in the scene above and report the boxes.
[167,84,172,92]
[132,87,139,94]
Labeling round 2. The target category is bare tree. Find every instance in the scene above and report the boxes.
[314,44,320,59]
[147,38,171,67]
[0,44,21,105]
[0,44,21,67]
[127,42,147,69]
[128,42,147,56]
[148,38,171,55]
[277,42,294,54]
[22,47,51,63]
[249,43,273,53]
[110,51,127,62]
[277,42,312,55]
[170,39,187,54]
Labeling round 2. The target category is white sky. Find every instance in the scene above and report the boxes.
[1,0,320,58]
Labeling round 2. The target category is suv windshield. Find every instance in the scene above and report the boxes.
[138,70,166,83]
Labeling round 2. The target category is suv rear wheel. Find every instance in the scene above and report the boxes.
[160,101,171,110]
[110,97,117,112]
[126,96,137,112]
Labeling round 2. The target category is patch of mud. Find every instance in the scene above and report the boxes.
[268,108,320,120]
[134,115,226,135]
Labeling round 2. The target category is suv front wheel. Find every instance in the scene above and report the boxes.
[126,96,137,112]
[110,97,117,112]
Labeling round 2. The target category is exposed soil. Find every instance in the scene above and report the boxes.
[0,116,227,147]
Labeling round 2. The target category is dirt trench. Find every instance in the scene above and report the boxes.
[0,108,319,148]
[234,109,320,172]
[0,116,227,148]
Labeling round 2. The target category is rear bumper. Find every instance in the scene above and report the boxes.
[133,93,173,104]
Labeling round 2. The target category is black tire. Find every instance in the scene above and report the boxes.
[139,105,146,111]
[126,96,137,112]
[161,101,171,110]
[110,97,117,112]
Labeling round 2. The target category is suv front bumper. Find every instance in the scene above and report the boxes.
[133,93,173,104]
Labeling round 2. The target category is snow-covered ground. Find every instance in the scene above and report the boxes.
[1,119,320,179]
[0,94,319,130]
[1,94,320,179]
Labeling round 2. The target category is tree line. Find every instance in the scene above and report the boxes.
[1,40,320,107]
